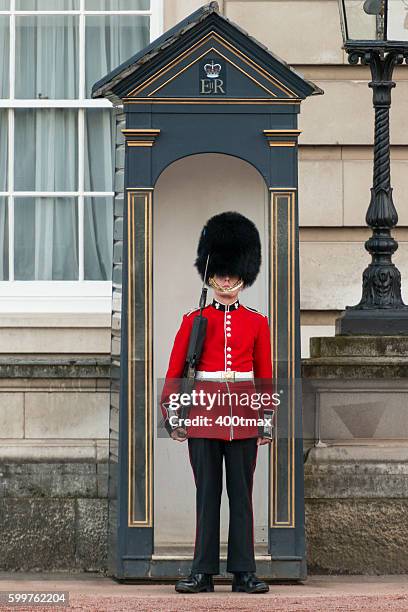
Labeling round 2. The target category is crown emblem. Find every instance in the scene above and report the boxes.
[204,60,222,79]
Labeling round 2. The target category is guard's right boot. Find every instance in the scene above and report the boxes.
[175,572,214,593]
[231,571,269,593]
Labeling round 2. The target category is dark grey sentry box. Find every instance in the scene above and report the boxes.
[92,1,322,581]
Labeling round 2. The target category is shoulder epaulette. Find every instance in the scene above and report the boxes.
[242,304,267,317]
[185,307,201,317]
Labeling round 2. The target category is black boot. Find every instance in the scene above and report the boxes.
[232,571,269,593]
[175,572,214,593]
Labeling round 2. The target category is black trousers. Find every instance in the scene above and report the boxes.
[187,437,258,575]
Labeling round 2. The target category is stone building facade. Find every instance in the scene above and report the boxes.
[1,0,407,573]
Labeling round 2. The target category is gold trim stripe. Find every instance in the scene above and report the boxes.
[122,129,161,135]
[291,191,295,528]
[269,142,296,148]
[270,191,277,529]
[264,130,300,148]
[127,190,153,528]
[263,130,302,136]
[126,187,155,191]
[269,190,296,529]
[146,191,153,528]
[127,142,154,147]
[124,98,301,105]
[216,31,297,98]
[122,129,160,147]
[148,45,277,98]
[268,187,297,191]
[126,30,298,99]
[126,188,297,530]
[127,191,132,525]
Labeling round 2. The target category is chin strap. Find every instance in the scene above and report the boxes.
[208,277,244,293]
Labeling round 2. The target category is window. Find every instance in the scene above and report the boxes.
[0,0,162,310]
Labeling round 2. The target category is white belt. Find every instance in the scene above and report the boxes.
[195,370,254,382]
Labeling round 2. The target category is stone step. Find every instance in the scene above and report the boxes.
[309,335,408,359]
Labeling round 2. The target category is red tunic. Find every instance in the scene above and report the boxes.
[161,298,275,440]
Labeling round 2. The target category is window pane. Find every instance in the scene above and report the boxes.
[85,110,115,192]
[85,15,149,96]
[0,111,7,190]
[84,197,113,280]
[15,16,79,99]
[16,0,79,8]
[15,109,78,191]
[0,197,8,281]
[14,197,78,280]
[0,17,9,98]
[85,0,149,8]
[0,1,9,8]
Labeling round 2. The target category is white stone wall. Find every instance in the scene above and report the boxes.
[163,1,408,356]
[2,2,407,450]
[0,377,109,462]
[0,314,111,354]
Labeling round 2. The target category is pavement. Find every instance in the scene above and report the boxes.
[0,573,408,611]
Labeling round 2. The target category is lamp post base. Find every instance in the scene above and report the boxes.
[336,308,408,335]
[336,49,408,335]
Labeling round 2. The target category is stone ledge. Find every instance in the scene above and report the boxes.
[306,442,408,463]
[0,314,111,327]
[310,336,408,358]
[0,378,110,391]
[0,462,108,499]
[302,360,408,379]
[0,440,109,462]
[0,357,110,379]
[303,336,408,378]
[305,443,408,499]
[0,330,111,354]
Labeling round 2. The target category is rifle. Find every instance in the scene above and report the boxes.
[178,255,210,422]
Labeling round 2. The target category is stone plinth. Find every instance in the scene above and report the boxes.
[0,358,110,572]
[302,336,408,574]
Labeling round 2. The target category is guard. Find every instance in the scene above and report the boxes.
[161,211,275,594]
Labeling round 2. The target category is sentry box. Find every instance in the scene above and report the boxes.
[92,1,322,581]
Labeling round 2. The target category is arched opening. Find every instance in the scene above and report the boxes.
[153,153,270,555]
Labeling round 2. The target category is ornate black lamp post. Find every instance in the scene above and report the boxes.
[336,0,408,334]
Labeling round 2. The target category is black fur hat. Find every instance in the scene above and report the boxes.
[195,211,261,287]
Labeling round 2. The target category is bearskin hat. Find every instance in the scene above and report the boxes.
[195,211,261,287]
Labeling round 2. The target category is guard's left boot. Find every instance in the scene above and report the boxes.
[232,571,269,593]
[175,572,214,593]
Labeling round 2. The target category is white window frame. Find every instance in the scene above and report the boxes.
[0,0,163,313]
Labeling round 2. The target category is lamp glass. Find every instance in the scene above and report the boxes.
[340,0,408,42]
[387,0,408,41]
[341,0,379,40]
